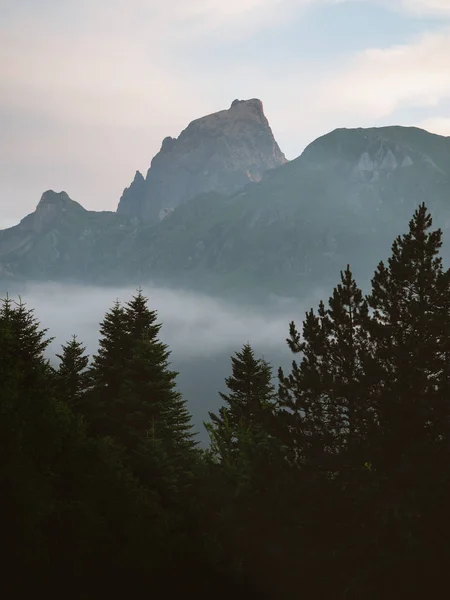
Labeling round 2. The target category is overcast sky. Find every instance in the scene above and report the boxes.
[2,0,450,227]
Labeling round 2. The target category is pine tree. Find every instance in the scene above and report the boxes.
[278,266,375,474]
[55,335,90,408]
[333,204,450,597]
[365,203,450,470]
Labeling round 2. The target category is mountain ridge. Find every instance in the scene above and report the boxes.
[1,119,450,304]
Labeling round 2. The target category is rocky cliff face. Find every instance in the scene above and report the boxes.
[116,98,287,223]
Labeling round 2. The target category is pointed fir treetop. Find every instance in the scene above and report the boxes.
[56,334,91,406]
[87,290,197,474]
[220,343,277,421]
[91,299,130,389]
[56,334,89,373]
[207,343,278,455]
[0,294,53,364]
[125,288,162,342]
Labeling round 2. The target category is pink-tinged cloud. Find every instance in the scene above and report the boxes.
[312,31,450,120]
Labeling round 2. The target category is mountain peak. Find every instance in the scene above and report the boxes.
[132,170,145,183]
[299,125,450,179]
[117,98,287,222]
[36,190,86,215]
[37,189,74,208]
[183,97,271,139]
[22,190,86,233]
[37,189,85,210]
[160,137,176,153]
[230,97,264,114]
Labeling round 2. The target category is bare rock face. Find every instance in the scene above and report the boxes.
[116,98,287,223]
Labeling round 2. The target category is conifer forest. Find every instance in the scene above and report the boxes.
[3,203,450,599]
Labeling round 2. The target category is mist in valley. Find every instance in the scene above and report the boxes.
[0,281,329,443]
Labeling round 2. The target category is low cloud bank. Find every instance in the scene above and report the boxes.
[0,281,321,360]
[0,281,326,441]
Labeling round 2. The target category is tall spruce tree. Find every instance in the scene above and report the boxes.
[0,297,77,574]
[86,290,197,490]
[91,300,129,387]
[55,335,90,408]
[124,289,197,458]
[120,329,198,493]
[85,300,130,437]
[0,294,53,369]
[125,287,160,341]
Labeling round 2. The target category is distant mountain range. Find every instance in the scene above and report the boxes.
[1,99,450,303]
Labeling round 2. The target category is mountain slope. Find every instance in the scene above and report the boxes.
[1,125,450,303]
[108,125,450,298]
[0,190,137,281]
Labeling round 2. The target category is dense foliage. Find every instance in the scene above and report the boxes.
[2,203,450,598]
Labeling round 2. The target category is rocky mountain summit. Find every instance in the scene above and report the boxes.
[116,98,287,223]
[22,191,86,233]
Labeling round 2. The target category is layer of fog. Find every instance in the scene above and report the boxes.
[1,282,327,443]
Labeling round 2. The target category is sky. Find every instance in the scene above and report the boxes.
[2,0,450,227]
